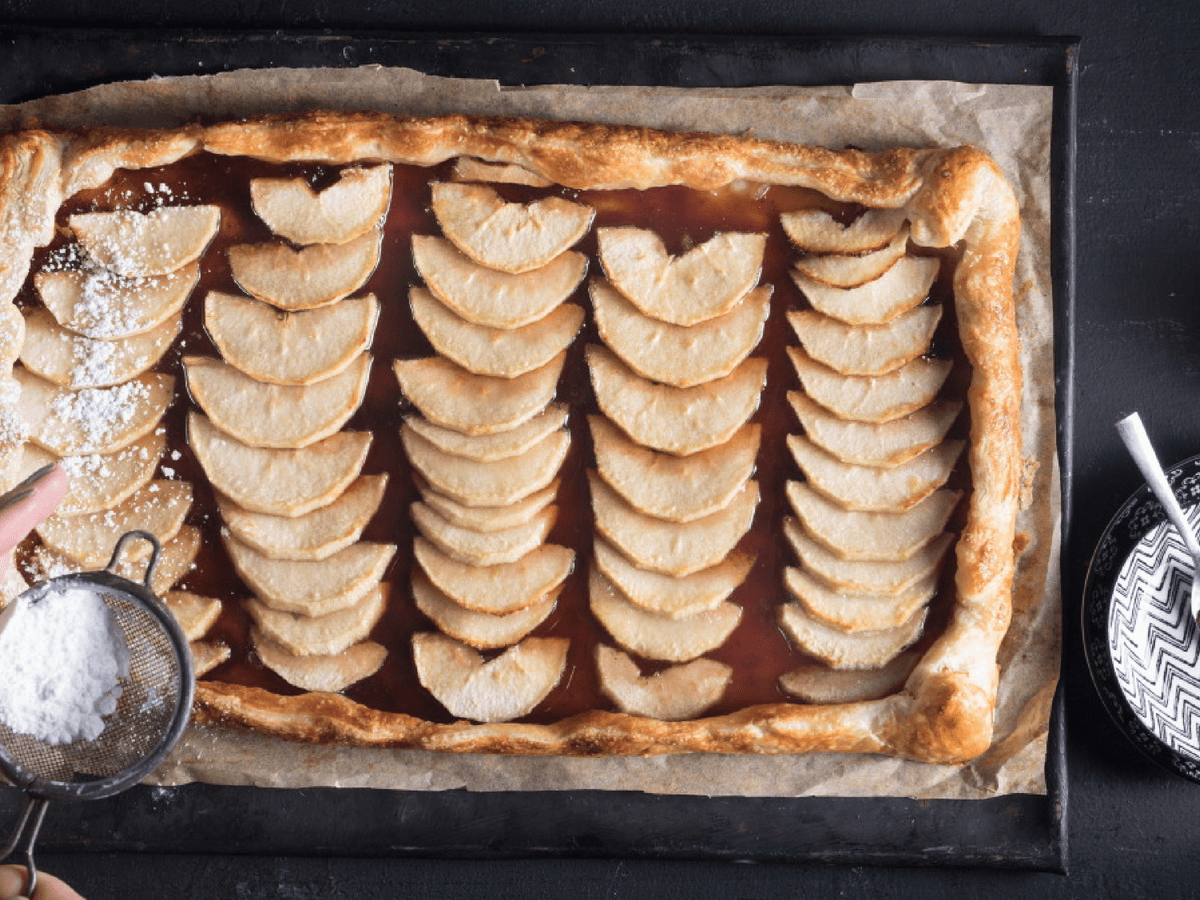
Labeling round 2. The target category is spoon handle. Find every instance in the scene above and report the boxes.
[1116,412,1200,559]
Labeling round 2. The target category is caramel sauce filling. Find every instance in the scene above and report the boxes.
[16,152,968,725]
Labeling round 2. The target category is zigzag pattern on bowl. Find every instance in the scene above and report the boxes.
[1110,511,1200,762]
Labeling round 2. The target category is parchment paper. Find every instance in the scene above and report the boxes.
[1,67,1060,800]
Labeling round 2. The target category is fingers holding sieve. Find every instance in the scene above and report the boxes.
[0,466,67,571]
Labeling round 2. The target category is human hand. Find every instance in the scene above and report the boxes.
[0,465,67,575]
[0,864,84,900]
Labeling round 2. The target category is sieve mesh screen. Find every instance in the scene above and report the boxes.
[0,592,184,789]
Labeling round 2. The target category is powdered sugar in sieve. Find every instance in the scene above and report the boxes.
[0,530,194,897]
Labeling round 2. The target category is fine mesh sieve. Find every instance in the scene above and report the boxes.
[0,531,194,896]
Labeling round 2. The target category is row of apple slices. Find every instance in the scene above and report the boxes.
[582,227,771,720]
[777,206,960,702]
[395,180,593,723]
[185,166,396,692]
[12,203,224,670]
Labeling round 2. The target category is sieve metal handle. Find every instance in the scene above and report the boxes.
[0,795,47,898]
[104,530,163,591]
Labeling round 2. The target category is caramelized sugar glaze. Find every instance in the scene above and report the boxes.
[15,151,968,726]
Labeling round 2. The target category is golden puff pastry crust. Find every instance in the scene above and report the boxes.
[0,111,1022,764]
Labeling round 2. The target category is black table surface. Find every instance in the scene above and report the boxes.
[2,0,1198,897]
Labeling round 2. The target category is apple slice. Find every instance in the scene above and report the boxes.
[412,235,586,329]
[790,226,909,288]
[786,481,960,562]
[419,479,559,534]
[70,205,221,277]
[393,352,564,437]
[412,573,558,650]
[412,632,568,722]
[412,501,557,568]
[16,368,174,456]
[413,537,574,616]
[18,430,164,516]
[786,305,941,377]
[779,600,926,670]
[788,391,961,468]
[401,423,569,508]
[228,227,382,311]
[597,227,765,326]
[250,164,393,245]
[784,565,936,633]
[247,583,388,657]
[431,182,594,274]
[184,354,370,450]
[591,279,770,388]
[590,415,759,523]
[20,306,179,389]
[589,567,741,663]
[36,263,198,340]
[187,413,371,518]
[218,474,388,562]
[31,525,200,597]
[205,291,379,386]
[1,303,21,368]
[778,649,919,704]
[587,345,766,456]
[35,479,192,569]
[253,630,387,692]
[596,645,732,720]
[225,536,395,618]
[190,641,231,678]
[410,287,583,379]
[165,591,224,642]
[786,344,951,423]
[403,404,569,463]
[593,538,753,621]
[783,517,953,598]
[140,526,201,595]
[781,206,908,254]
[589,472,758,577]
[787,434,963,512]
[791,254,940,326]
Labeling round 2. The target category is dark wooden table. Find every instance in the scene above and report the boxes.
[3,1,1198,896]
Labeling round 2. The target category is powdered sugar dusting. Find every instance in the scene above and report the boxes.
[71,265,185,339]
[70,336,123,387]
[58,452,114,483]
[40,245,189,340]
[28,547,76,582]
[49,379,152,449]
[40,242,87,273]
[72,204,218,279]
[57,439,154,487]
[0,379,29,447]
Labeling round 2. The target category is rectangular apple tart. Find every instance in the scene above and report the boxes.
[0,112,1022,764]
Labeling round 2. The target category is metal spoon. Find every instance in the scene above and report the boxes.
[1116,412,1200,621]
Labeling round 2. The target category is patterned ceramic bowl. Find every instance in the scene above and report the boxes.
[1083,453,1200,782]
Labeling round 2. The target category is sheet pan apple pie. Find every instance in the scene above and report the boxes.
[0,112,1022,763]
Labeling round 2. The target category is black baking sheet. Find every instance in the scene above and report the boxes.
[0,28,1076,871]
